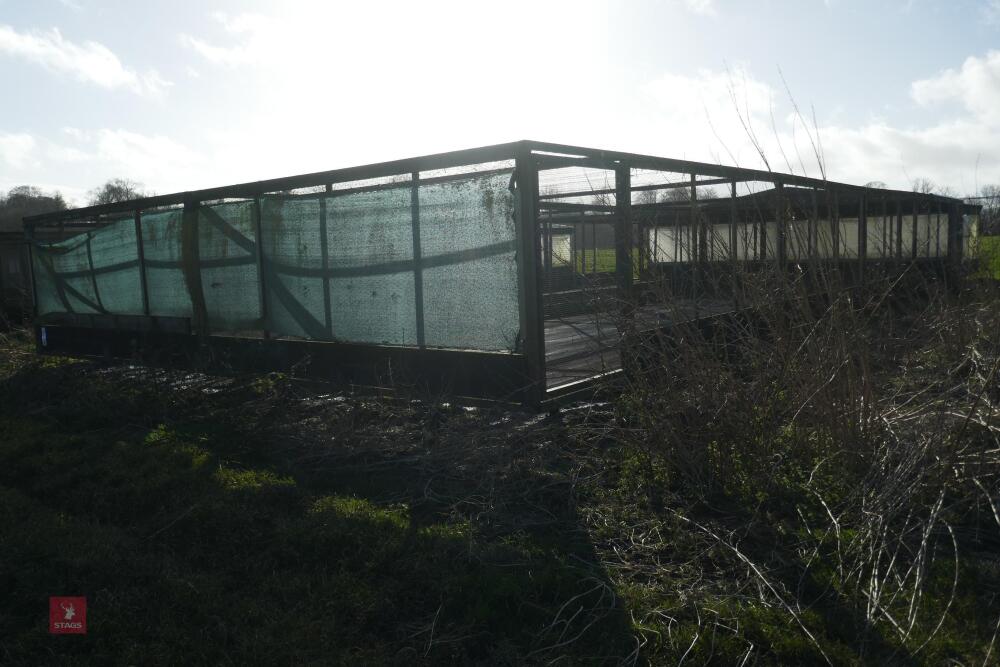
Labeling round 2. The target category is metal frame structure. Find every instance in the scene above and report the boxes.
[24,140,977,407]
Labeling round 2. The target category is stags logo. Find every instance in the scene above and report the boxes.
[49,597,86,634]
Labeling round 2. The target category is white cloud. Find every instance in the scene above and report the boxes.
[637,62,1000,194]
[179,33,255,68]
[983,0,1000,25]
[911,50,1000,125]
[0,24,171,97]
[0,128,205,204]
[682,0,717,16]
[0,133,37,169]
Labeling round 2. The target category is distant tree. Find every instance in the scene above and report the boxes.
[0,186,67,231]
[865,180,888,190]
[661,185,719,203]
[87,178,148,206]
[976,184,1000,235]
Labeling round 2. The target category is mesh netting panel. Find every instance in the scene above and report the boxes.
[198,201,260,331]
[141,209,191,318]
[418,171,518,351]
[325,187,417,345]
[32,248,63,316]
[33,217,143,316]
[259,197,327,340]
[90,217,144,314]
[34,233,99,314]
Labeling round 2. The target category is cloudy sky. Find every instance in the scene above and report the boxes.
[1,0,999,204]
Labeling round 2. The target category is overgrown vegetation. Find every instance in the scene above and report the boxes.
[1,265,999,665]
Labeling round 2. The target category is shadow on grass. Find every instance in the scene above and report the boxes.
[0,358,636,665]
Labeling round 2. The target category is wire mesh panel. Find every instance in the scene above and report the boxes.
[33,216,144,316]
[259,196,332,340]
[418,171,518,351]
[141,208,191,318]
[198,201,260,331]
[325,186,417,346]
[90,217,145,315]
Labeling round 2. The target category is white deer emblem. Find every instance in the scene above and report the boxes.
[60,602,76,621]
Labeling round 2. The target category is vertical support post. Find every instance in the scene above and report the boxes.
[881,197,889,259]
[730,180,739,308]
[775,181,786,268]
[85,217,104,312]
[253,195,269,338]
[948,201,962,265]
[858,191,868,280]
[181,201,208,337]
[410,173,426,348]
[935,200,943,257]
[591,220,597,274]
[24,222,39,323]
[134,211,150,316]
[543,211,553,274]
[320,184,333,338]
[515,145,544,405]
[616,163,634,304]
[729,180,738,263]
[832,190,840,262]
[689,173,699,296]
[895,199,904,260]
[810,187,819,261]
[911,198,919,259]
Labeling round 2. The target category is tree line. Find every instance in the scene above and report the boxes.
[0,179,149,232]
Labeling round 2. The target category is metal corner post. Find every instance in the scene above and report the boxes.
[616,164,634,303]
[775,181,786,269]
[410,173,426,348]
[515,145,545,406]
[24,222,39,343]
[181,200,208,337]
[253,196,269,338]
[134,210,150,316]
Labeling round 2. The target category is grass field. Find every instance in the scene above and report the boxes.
[975,235,1000,279]
[0,311,998,665]
[573,248,642,279]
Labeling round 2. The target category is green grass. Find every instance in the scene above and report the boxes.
[975,235,1000,279]
[0,338,633,665]
[573,248,643,279]
[0,329,996,665]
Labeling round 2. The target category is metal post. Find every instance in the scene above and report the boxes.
[616,164,634,304]
[895,199,903,260]
[729,180,738,263]
[911,198,919,259]
[85,218,103,312]
[832,190,841,262]
[410,173,426,348]
[775,181,786,268]
[25,223,39,321]
[935,200,942,257]
[858,192,868,279]
[253,196,269,338]
[515,145,544,405]
[134,211,150,316]
[948,201,962,264]
[181,201,208,336]
[883,198,890,259]
[730,179,739,308]
[689,173,699,296]
[320,184,333,337]
[810,187,819,261]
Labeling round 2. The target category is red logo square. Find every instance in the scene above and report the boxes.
[49,597,87,634]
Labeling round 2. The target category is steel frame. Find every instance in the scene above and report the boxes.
[24,140,978,407]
